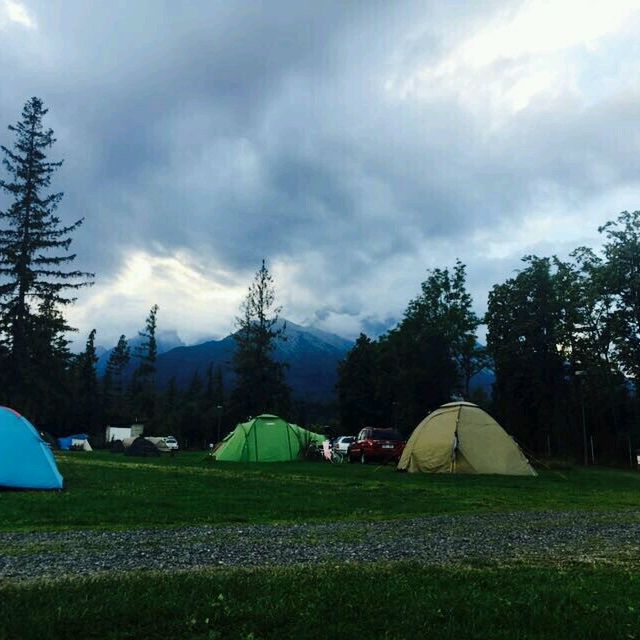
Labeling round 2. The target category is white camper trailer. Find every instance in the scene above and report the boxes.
[105,423,144,443]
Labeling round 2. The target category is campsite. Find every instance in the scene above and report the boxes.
[3,3,640,639]
[1,391,640,640]
[2,446,640,639]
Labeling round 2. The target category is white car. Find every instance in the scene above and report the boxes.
[333,436,355,454]
[163,436,179,450]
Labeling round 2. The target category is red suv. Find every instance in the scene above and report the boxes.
[347,428,405,464]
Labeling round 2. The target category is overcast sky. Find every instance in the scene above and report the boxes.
[2,0,640,347]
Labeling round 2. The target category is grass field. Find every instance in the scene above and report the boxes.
[2,452,640,639]
[2,564,639,639]
[1,451,639,531]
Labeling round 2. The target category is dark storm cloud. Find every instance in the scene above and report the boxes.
[2,0,640,341]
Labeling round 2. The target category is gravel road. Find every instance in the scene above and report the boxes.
[1,510,639,581]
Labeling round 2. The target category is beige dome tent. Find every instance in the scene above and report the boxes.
[397,402,536,476]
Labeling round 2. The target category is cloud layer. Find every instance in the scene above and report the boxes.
[2,0,640,346]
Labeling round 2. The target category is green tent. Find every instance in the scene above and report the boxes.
[397,402,536,476]
[213,414,325,462]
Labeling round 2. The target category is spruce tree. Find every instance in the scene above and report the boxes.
[130,304,159,426]
[134,304,159,379]
[203,363,225,443]
[337,333,384,433]
[103,334,130,422]
[29,294,73,426]
[72,329,100,433]
[231,260,290,419]
[0,97,93,408]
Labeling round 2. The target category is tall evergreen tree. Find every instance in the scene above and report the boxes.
[0,97,93,409]
[231,260,290,419]
[72,329,100,433]
[202,363,225,437]
[130,304,159,426]
[181,369,207,446]
[103,334,130,422]
[337,333,385,433]
[134,304,159,378]
[158,376,181,440]
[29,294,73,427]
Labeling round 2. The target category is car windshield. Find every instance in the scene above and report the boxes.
[342,437,354,442]
[371,429,402,441]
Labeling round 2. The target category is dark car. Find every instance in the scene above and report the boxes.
[347,428,405,464]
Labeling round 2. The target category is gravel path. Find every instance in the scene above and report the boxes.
[1,510,639,581]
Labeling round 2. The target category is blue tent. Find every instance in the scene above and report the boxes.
[0,407,64,490]
[57,433,90,450]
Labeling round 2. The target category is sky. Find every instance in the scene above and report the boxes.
[2,0,640,347]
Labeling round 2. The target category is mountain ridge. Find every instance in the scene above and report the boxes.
[97,320,354,404]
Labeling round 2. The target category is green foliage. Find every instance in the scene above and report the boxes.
[0,97,92,414]
[103,334,131,423]
[26,295,74,425]
[337,261,482,434]
[69,328,100,433]
[486,256,570,451]
[231,260,290,420]
[337,334,385,432]
[598,211,640,379]
[486,213,640,461]
[130,304,159,426]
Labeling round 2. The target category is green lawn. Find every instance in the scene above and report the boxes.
[2,563,639,640]
[1,451,639,531]
[3,453,640,639]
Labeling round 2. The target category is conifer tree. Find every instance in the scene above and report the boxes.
[134,304,159,379]
[337,333,384,433]
[0,97,93,407]
[103,334,130,422]
[231,260,290,419]
[130,305,159,425]
[159,376,180,440]
[203,363,225,443]
[72,329,100,432]
[29,294,73,425]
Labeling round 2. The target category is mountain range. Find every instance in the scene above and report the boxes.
[97,321,494,404]
[97,321,354,403]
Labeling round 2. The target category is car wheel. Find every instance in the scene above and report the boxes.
[360,452,366,465]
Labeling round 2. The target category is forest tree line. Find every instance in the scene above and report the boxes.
[1,98,638,462]
[337,213,640,464]
[0,98,291,444]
